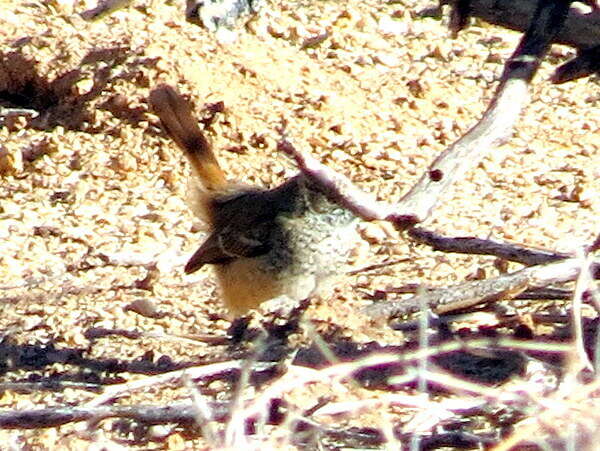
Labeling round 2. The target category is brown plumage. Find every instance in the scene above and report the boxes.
[149,84,358,316]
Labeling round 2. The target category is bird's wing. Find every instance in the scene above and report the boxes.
[184,224,272,274]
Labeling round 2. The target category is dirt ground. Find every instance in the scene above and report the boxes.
[1,0,599,449]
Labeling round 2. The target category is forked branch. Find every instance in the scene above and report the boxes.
[281,0,584,318]
[283,0,574,229]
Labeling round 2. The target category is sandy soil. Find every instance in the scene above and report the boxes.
[0,0,599,448]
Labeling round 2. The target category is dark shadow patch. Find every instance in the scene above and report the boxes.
[0,48,159,132]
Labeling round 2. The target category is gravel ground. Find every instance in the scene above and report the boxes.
[1,0,599,448]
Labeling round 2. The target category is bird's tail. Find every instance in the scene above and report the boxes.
[149,84,227,191]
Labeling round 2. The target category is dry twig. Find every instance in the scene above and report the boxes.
[367,256,597,317]
[407,228,572,265]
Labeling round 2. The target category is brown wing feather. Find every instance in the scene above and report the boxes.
[184,226,271,274]
[184,232,234,273]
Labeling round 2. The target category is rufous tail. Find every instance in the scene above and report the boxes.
[149,84,227,190]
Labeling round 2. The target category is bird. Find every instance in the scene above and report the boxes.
[148,84,358,317]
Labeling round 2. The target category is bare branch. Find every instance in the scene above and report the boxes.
[0,402,206,429]
[284,1,589,322]
[277,140,413,225]
[0,400,487,448]
[0,381,102,394]
[398,0,573,223]
[461,0,600,50]
[84,360,274,407]
[407,228,571,265]
[281,0,574,229]
[367,257,596,318]
[372,284,574,302]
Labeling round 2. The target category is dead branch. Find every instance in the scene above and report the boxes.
[367,256,597,317]
[283,0,573,229]
[84,360,273,407]
[399,0,573,223]
[373,284,574,302]
[515,287,574,301]
[277,139,405,223]
[407,228,572,265]
[452,0,600,50]
[0,400,488,448]
[0,337,577,446]
[0,381,103,394]
[0,402,207,429]
[282,1,589,321]
[447,0,472,35]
